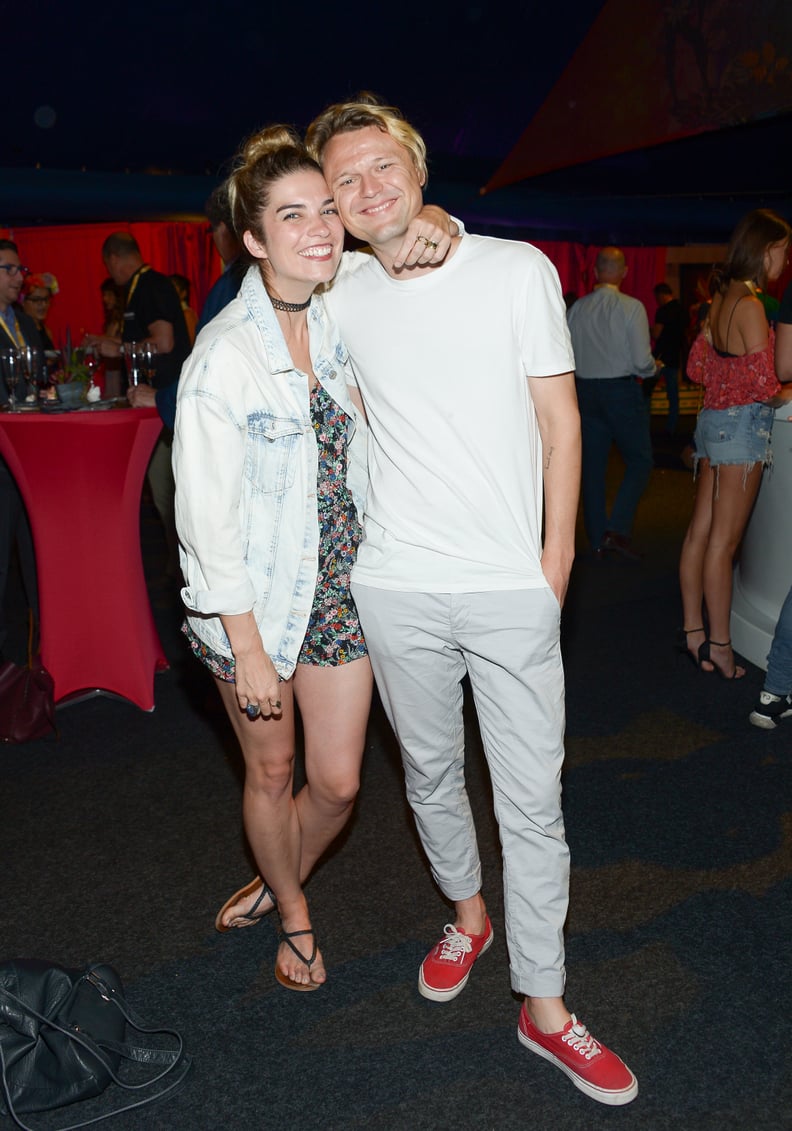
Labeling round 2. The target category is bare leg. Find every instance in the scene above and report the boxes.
[453,893,488,936]
[524,996,572,1033]
[678,459,715,668]
[214,677,312,977]
[701,462,763,678]
[292,657,373,873]
[216,658,372,985]
[279,656,372,985]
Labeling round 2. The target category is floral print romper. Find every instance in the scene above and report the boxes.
[184,382,366,680]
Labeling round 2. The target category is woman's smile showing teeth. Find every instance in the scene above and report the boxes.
[300,245,334,259]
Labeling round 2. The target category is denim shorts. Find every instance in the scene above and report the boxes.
[693,402,775,468]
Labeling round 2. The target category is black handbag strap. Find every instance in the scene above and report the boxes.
[0,972,191,1131]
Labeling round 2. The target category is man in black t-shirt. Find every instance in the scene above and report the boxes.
[87,233,191,580]
[91,232,191,389]
[0,239,40,659]
[652,282,686,435]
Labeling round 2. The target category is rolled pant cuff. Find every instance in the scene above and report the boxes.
[511,970,567,999]
[434,873,483,903]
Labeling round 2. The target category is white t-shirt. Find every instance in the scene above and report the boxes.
[325,233,575,592]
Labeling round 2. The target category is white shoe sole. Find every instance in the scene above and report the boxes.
[749,711,789,729]
[518,1025,639,1106]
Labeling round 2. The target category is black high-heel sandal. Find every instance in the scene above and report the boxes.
[698,638,745,680]
[676,627,708,668]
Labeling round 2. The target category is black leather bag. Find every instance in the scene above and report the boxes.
[0,614,56,745]
[0,659,56,744]
[0,959,191,1129]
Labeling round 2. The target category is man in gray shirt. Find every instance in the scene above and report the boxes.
[567,247,658,559]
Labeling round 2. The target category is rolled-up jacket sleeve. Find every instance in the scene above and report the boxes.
[174,378,256,616]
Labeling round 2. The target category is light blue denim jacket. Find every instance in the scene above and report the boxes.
[172,267,367,678]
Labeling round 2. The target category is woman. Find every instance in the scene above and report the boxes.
[21,272,58,351]
[678,208,791,679]
[173,126,449,991]
[96,278,125,397]
[169,274,198,345]
[99,278,124,339]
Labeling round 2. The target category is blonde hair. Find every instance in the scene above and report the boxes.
[227,124,323,253]
[306,93,428,186]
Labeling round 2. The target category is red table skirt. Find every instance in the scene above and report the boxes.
[0,407,168,710]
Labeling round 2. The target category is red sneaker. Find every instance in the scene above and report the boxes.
[418,918,493,1001]
[518,1003,638,1106]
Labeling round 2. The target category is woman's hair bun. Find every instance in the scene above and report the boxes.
[239,125,304,168]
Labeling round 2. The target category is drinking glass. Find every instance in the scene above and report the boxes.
[83,345,98,377]
[19,344,45,401]
[1,347,21,411]
[122,341,143,387]
[83,345,100,396]
[142,342,157,384]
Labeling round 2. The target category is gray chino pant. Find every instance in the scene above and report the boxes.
[352,584,569,997]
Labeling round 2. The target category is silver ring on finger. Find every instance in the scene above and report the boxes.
[245,703,261,720]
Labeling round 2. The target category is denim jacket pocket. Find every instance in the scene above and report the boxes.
[244,412,304,495]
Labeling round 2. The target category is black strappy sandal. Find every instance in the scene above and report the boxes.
[698,639,745,680]
[215,878,277,933]
[676,627,709,669]
[275,927,322,993]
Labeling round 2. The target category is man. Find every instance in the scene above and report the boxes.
[0,240,40,659]
[567,247,657,560]
[129,184,245,435]
[305,96,637,1106]
[88,233,191,577]
[651,281,686,435]
[196,180,245,334]
[92,232,191,387]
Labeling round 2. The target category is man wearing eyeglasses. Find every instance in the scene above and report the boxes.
[0,239,41,662]
[0,241,43,384]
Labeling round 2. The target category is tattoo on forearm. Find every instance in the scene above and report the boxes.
[544,445,555,470]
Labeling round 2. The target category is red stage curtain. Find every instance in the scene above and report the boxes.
[536,242,666,320]
[1,222,666,353]
[532,241,589,299]
[2,222,221,351]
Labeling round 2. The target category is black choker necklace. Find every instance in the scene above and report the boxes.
[269,294,311,312]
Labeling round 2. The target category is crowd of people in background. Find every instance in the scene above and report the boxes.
[2,102,792,1111]
[3,156,790,709]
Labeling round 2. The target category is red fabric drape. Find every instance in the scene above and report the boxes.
[1,222,666,352]
[532,241,589,298]
[2,222,221,351]
[534,242,666,319]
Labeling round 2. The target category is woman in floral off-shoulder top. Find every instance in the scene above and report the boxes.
[679,208,791,679]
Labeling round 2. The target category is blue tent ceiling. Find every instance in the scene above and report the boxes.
[5,1,791,245]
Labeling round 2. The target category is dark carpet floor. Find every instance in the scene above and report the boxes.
[2,424,790,1130]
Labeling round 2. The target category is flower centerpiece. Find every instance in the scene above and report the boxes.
[50,348,95,405]
[51,348,92,386]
